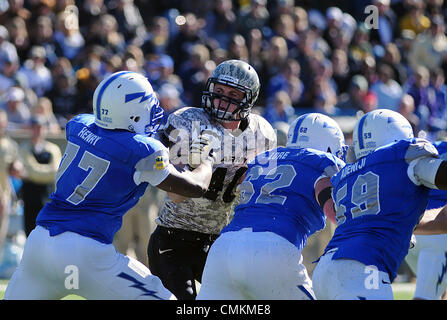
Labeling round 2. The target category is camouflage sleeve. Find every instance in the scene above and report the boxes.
[162,111,191,145]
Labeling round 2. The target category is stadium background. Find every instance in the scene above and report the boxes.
[1,0,446,299]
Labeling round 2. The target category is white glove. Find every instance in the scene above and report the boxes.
[189,133,218,169]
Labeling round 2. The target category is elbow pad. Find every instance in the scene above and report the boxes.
[408,157,443,189]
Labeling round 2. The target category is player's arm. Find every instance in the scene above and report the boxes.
[414,205,447,235]
[406,140,447,190]
[314,176,336,224]
[134,135,215,198]
[157,162,213,198]
[409,157,447,190]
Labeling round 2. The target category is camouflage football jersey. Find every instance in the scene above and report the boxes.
[156,107,277,234]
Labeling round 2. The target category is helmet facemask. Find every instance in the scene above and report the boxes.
[202,78,253,122]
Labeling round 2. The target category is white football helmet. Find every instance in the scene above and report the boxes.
[93,71,164,135]
[286,113,346,158]
[353,109,414,159]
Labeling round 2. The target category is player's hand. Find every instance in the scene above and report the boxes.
[189,133,218,169]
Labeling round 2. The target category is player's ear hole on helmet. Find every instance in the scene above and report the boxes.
[130,116,140,122]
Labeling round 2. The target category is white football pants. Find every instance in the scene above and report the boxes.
[4,226,175,300]
[312,249,394,300]
[196,228,315,300]
[405,234,447,300]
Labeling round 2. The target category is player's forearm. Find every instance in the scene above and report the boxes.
[414,206,447,235]
[157,161,213,198]
[435,161,447,190]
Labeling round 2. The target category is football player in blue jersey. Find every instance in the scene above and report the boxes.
[4,71,216,300]
[312,109,447,300]
[405,140,447,300]
[196,113,346,300]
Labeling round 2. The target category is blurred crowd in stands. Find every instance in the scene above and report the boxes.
[1,0,447,140]
[1,0,447,280]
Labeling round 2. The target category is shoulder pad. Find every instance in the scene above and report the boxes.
[133,135,168,158]
[248,114,277,146]
[405,138,439,163]
[163,107,212,143]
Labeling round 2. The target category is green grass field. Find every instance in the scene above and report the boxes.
[0,278,416,300]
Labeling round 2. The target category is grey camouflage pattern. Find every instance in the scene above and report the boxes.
[156,107,277,234]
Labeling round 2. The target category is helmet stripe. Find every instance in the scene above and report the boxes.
[357,113,368,150]
[291,114,307,144]
[96,71,133,121]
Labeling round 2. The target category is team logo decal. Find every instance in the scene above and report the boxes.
[154,156,165,170]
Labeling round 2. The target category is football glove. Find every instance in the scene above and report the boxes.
[188,133,218,169]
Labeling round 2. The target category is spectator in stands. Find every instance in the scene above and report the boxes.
[1,86,31,131]
[427,68,447,131]
[53,8,85,61]
[187,59,216,107]
[6,16,31,63]
[30,15,59,67]
[0,25,19,71]
[158,83,184,117]
[370,63,403,111]
[47,68,78,128]
[204,0,236,50]
[152,54,183,93]
[226,33,249,62]
[405,65,431,129]
[236,0,270,40]
[382,42,408,85]
[336,74,369,112]
[77,0,108,37]
[262,90,295,126]
[266,58,303,108]
[408,15,447,72]
[108,0,147,45]
[167,12,207,68]
[142,16,170,55]
[272,13,299,51]
[30,97,62,134]
[177,43,210,105]
[362,91,379,113]
[260,36,289,91]
[18,115,62,236]
[0,56,27,95]
[85,14,126,55]
[0,109,23,260]
[399,0,431,35]
[369,0,398,46]
[399,93,421,134]
[331,49,352,95]
[323,6,344,50]
[19,46,53,97]
[348,23,374,74]
[0,0,31,26]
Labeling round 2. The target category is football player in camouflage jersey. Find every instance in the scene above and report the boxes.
[147,59,277,299]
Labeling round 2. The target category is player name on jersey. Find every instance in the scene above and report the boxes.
[339,157,366,180]
[78,127,102,146]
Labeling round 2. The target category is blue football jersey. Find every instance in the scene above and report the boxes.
[426,141,447,210]
[222,146,345,250]
[36,114,169,244]
[325,138,438,281]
